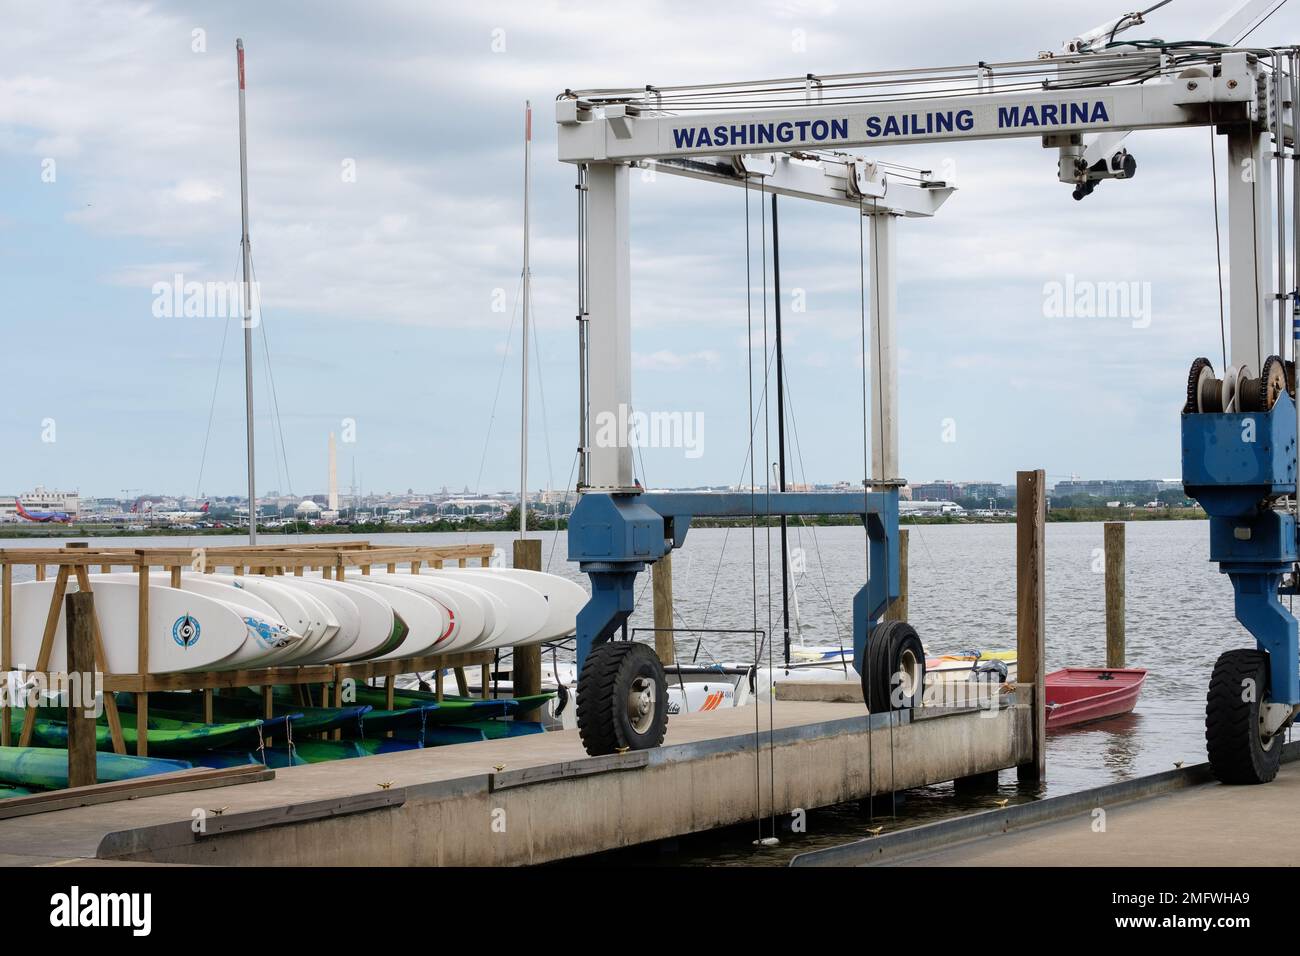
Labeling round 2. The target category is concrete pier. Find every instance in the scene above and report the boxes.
[792,742,1300,867]
[0,697,1031,866]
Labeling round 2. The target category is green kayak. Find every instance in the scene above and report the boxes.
[192,748,308,770]
[0,746,192,791]
[195,738,420,769]
[0,785,33,799]
[367,684,555,714]
[291,739,420,762]
[410,719,546,747]
[349,685,519,722]
[118,690,371,736]
[11,709,268,756]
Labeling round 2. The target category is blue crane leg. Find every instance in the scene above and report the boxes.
[1183,387,1300,707]
[853,502,902,676]
[1229,571,1300,705]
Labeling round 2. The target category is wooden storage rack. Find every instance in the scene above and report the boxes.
[0,541,497,756]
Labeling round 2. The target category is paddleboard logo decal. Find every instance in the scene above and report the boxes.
[172,614,201,649]
[245,617,292,649]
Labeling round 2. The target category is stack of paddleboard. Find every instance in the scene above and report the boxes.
[3,568,587,674]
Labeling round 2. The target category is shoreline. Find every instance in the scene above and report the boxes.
[0,507,1207,539]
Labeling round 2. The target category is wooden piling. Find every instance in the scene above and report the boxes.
[65,591,97,790]
[883,529,909,623]
[652,552,675,664]
[1,563,11,747]
[1016,469,1046,783]
[1104,521,1125,668]
[511,539,543,720]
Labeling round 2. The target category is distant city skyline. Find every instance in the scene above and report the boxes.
[5,473,1185,503]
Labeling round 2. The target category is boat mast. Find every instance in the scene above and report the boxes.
[236,38,257,544]
[519,100,532,539]
[772,194,791,666]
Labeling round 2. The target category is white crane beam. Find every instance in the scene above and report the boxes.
[651,154,953,218]
[557,55,1259,163]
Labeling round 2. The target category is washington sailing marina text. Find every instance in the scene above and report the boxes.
[668,99,1114,149]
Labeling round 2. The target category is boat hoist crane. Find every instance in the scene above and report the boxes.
[557,4,1300,783]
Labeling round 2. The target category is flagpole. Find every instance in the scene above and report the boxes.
[519,101,532,539]
[236,38,257,544]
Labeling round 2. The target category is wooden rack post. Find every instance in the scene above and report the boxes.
[1,562,11,747]
[64,591,97,789]
[512,539,543,719]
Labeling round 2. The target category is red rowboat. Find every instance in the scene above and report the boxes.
[1045,667,1147,730]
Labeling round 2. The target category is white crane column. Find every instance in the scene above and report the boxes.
[1227,127,1274,372]
[868,211,900,483]
[585,162,638,492]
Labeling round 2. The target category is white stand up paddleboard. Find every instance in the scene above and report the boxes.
[369,571,487,652]
[423,569,549,649]
[7,580,260,674]
[476,567,585,642]
[89,572,302,667]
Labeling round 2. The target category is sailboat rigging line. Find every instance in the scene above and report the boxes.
[248,255,301,539]
[687,327,785,665]
[1235,0,1290,46]
[258,337,286,528]
[779,353,849,659]
[529,315,557,502]
[743,175,766,845]
[469,272,526,509]
[193,245,243,505]
[627,403,652,488]
[545,449,579,572]
[1208,114,1228,371]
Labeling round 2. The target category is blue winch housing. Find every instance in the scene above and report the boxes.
[1181,389,1300,705]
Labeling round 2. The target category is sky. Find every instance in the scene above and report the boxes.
[3,0,1300,500]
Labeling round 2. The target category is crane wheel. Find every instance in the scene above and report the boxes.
[1206,649,1283,785]
[577,641,668,756]
[862,620,926,713]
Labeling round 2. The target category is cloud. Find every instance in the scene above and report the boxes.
[3,0,1298,492]
[634,349,721,371]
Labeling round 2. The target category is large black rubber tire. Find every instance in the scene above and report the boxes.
[1206,649,1283,785]
[862,620,926,714]
[576,641,669,756]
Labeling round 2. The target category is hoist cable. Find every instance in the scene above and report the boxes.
[857,203,875,822]
[867,202,899,817]
[1251,116,1265,373]
[759,180,778,843]
[744,176,763,846]
[1209,118,1228,372]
